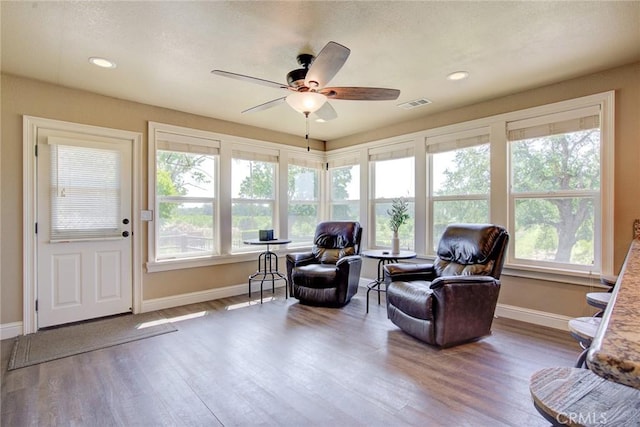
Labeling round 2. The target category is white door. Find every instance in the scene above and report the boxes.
[36,130,133,328]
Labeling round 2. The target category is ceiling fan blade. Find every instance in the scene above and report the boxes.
[242,97,287,114]
[313,102,338,121]
[304,41,350,89]
[211,70,289,90]
[320,87,401,101]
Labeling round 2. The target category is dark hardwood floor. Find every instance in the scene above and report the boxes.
[1,289,579,426]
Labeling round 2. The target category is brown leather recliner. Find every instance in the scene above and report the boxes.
[384,224,509,347]
[286,221,363,307]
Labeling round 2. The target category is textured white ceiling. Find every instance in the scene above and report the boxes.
[2,1,639,141]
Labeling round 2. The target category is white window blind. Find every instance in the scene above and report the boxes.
[157,140,219,155]
[327,155,360,169]
[232,148,278,163]
[426,128,490,153]
[369,141,415,161]
[507,106,600,141]
[156,130,220,154]
[50,143,121,241]
[288,157,324,169]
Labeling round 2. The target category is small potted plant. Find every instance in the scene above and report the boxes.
[387,198,409,254]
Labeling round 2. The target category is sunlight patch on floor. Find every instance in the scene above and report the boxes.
[226,297,276,311]
[136,311,207,329]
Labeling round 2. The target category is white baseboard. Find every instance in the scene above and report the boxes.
[495,303,571,331]
[141,281,287,313]
[1,322,23,340]
[359,279,571,331]
[1,287,570,339]
[142,279,378,313]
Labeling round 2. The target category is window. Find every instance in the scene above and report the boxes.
[428,130,490,251]
[328,157,360,221]
[288,158,322,247]
[231,149,278,252]
[370,144,415,250]
[144,92,612,278]
[155,137,219,260]
[148,124,221,266]
[508,107,601,271]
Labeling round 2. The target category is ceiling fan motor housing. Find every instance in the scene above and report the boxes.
[286,68,308,88]
[287,53,316,89]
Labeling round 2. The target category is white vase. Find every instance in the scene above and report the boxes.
[391,231,400,254]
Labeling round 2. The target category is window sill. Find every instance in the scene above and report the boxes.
[501,263,607,288]
[388,255,607,289]
[146,254,253,273]
[145,245,309,273]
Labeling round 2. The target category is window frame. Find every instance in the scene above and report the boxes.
[230,148,280,254]
[426,128,491,253]
[287,156,324,248]
[353,91,614,284]
[148,123,221,268]
[368,142,416,251]
[417,91,614,281]
[506,107,604,272]
[147,122,226,273]
[326,154,361,222]
[145,91,614,283]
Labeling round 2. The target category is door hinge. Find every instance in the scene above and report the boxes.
[326,162,329,171]
[35,223,38,234]
[35,300,38,312]
[35,145,38,156]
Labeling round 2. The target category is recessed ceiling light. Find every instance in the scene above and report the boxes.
[89,57,116,69]
[447,71,469,81]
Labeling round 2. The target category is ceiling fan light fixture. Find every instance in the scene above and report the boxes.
[286,91,327,114]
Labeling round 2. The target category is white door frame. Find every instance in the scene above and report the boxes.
[23,116,143,334]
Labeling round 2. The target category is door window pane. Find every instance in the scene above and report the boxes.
[50,144,121,240]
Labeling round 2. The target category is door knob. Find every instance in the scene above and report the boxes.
[122,218,130,224]
[122,231,130,237]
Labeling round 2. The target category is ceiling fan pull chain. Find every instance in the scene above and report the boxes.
[305,112,310,151]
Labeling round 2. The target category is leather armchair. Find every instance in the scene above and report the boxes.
[384,224,509,347]
[286,221,363,307]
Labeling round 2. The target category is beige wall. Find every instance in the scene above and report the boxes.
[2,61,639,325]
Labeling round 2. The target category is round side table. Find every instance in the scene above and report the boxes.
[362,249,417,313]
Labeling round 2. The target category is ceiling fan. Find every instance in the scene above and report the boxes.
[211,41,401,122]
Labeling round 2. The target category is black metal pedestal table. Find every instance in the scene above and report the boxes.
[362,249,417,313]
[243,238,291,303]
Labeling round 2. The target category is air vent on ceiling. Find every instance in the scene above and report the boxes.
[397,98,432,110]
